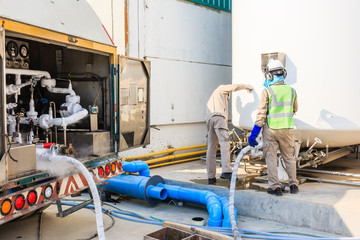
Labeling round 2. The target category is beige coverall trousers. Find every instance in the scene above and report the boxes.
[263,124,299,190]
[206,115,232,178]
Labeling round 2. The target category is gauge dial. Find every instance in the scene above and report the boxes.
[6,41,18,58]
[19,45,29,58]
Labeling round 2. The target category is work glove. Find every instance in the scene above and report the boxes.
[249,125,261,147]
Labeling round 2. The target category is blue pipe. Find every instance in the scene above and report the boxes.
[158,183,223,227]
[102,160,237,228]
[122,161,150,177]
[101,175,167,202]
[218,196,237,228]
[146,185,167,200]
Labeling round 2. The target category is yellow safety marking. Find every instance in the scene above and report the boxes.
[1,18,117,61]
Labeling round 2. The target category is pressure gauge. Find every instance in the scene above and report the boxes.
[19,45,29,58]
[6,41,18,58]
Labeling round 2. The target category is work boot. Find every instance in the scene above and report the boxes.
[220,172,238,181]
[208,178,216,185]
[290,184,299,194]
[267,187,283,196]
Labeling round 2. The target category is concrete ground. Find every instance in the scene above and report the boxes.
[0,153,359,239]
[152,153,360,237]
[0,197,341,240]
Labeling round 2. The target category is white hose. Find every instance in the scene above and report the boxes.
[229,145,252,240]
[36,148,105,240]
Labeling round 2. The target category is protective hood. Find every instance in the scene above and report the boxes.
[263,75,284,88]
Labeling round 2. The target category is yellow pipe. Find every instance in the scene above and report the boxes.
[122,144,207,161]
[174,144,207,152]
[148,157,200,169]
[123,149,176,161]
[145,149,208,165]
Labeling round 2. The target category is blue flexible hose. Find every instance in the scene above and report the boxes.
[61,201,353,240]
[110,212,163,226]
[59,201,314,239]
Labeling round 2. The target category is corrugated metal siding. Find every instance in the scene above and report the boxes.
[186,0,231,12]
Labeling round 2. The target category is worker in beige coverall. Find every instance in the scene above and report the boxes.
[249,59,299,196]
[206,84,253,184]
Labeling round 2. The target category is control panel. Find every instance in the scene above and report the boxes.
[5,38,29,69]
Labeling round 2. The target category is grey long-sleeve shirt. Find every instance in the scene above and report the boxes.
[206,84,251,123]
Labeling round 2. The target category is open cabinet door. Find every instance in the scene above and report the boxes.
[118,56,150,151]
[0,28,8,184]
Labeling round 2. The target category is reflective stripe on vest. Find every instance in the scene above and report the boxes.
[265,85,295,129]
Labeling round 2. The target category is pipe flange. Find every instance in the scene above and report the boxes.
[144,175,165,205]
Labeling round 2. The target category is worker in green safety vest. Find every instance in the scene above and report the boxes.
[248,59,299,196]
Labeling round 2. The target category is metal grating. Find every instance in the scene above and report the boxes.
[186,0,231,12]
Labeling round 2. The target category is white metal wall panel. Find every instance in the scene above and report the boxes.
[122,0,232,150]
[127,0,141,58]
[143,0,231,65]
[0,0,113,45]
[232,0,360,147]
[149,57,231,125]
[119,123,207,156]
[87,0,125,52]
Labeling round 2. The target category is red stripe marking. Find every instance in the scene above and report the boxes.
[102,24,115,45]
[65,176,80,194]
[79,173,88,186]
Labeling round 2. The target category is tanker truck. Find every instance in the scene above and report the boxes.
[0,0,149,224]
[232,0,358,168]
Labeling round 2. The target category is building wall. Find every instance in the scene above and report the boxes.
[87,0,125,55]
[89,0,232,155]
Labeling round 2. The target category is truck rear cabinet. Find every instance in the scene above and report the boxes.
[0,0,126,226]
[3,33,115,172]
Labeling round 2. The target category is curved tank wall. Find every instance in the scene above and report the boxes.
[232,0,360,148]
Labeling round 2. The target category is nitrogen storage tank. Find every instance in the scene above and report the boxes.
[232,0,360,148]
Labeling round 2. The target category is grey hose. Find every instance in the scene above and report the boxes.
[229,145,252,240]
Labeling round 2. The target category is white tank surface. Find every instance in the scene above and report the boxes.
[232,0,360,148]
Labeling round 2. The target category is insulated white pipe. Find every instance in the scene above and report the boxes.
[6,103,17,109]
[39,108,88,129]
[7,115,16,136]
[36,148,105,240]
[27,99,38,119]
[41,79,76,96]
[47,87,76,96]
[6,81,31,95]
[50,108,88,127]
[5,68,51,79]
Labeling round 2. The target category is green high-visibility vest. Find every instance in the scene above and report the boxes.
[265,84,296,129]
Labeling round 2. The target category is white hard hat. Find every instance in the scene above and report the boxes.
[264,59,287,80]
[266,59,284,72]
